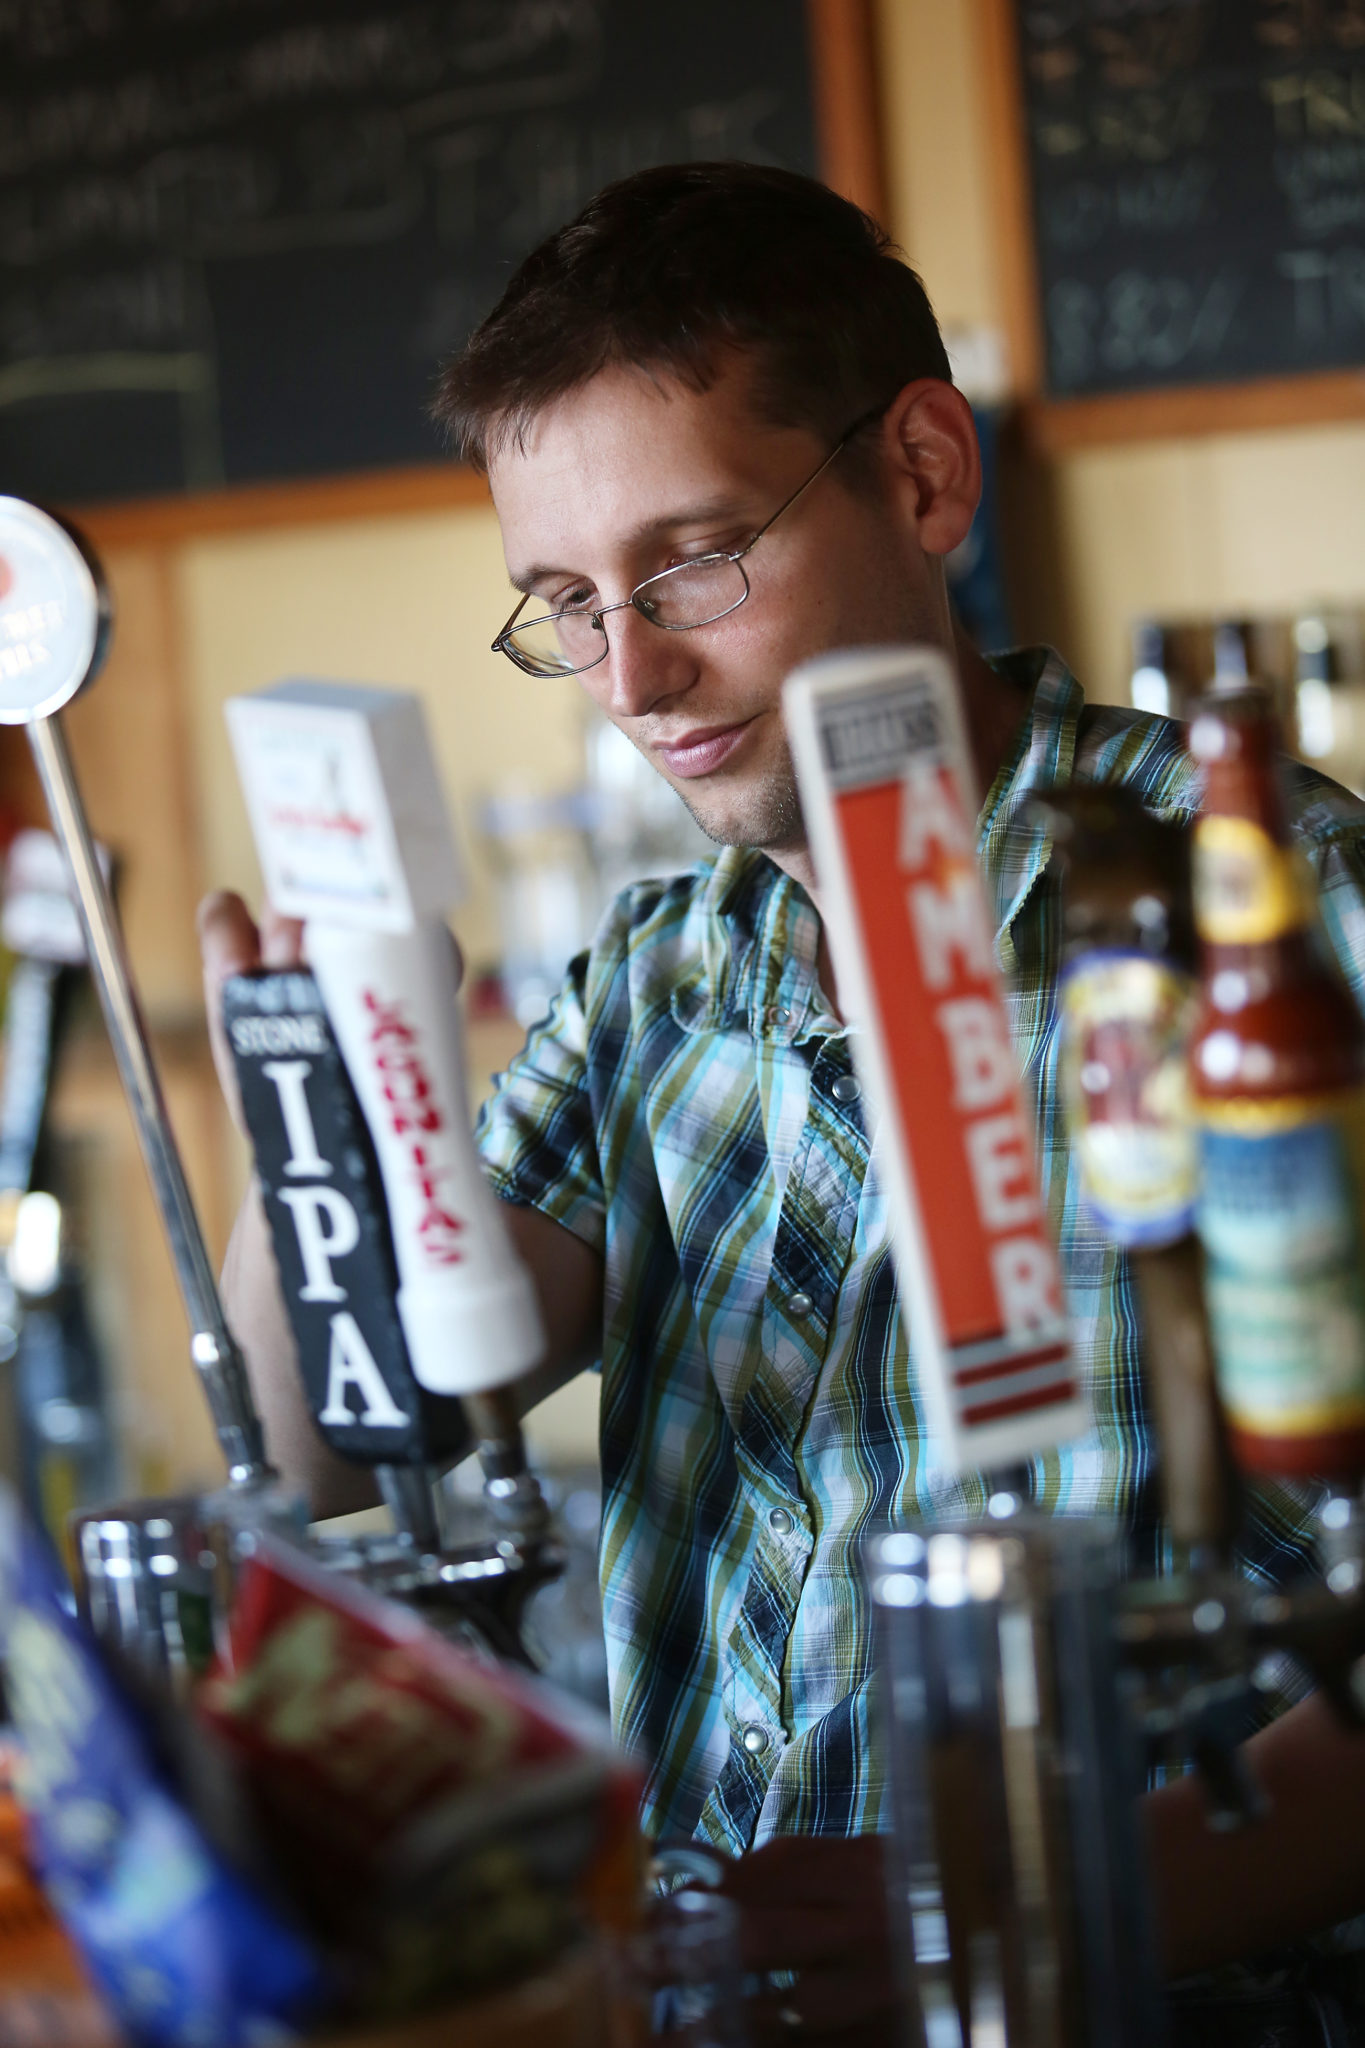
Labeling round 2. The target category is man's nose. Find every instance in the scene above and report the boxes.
[595,599,698,720]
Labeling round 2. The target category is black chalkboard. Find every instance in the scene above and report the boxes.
[1017,1,1365,401]
[0,2,817,504]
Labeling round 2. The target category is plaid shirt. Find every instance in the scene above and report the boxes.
[475,647,1365,1853]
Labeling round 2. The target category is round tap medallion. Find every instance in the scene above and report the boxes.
[0,499,110,724]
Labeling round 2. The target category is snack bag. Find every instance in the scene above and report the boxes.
[196,1534,642,2013]
[0,1493,328,2046]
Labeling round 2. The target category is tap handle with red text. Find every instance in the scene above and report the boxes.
[225,680,545,1401]
[784,645,1085,1477]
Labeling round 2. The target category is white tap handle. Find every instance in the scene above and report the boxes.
[226,679,545,1400]
[306,921,544,1398]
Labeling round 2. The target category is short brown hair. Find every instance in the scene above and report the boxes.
[433,161,951,471]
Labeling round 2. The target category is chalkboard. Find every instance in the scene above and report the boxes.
[0,1,818,506]
[1016,0,1365,401]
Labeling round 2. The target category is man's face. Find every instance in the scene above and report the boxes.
[488,360,951,855]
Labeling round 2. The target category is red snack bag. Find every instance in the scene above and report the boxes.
[196,1538,640,2013]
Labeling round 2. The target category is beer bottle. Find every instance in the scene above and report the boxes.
[1041,786,1236,1553]
[1189,687,1365,1479]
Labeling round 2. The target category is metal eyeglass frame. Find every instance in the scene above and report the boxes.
[490,400,889,678]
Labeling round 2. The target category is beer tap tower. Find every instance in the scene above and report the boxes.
[0,497,557,1678]
[223,677,559,1651]
[0,495,299,1691]
[785,646,1365,2048]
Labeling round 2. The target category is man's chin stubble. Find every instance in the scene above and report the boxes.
[673,767,806,855]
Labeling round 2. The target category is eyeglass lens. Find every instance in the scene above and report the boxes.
[505,555,749,677]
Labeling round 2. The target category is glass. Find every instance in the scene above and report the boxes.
[645,1887,746,2045]
[491,400,887,679]
[634,1847,747,2047]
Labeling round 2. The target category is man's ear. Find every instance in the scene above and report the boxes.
[879,379,982,559]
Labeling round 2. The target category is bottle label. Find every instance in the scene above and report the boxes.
[1060,953,1198,1247]
[1197,1091,1365,1439]
[1192,816,1313,945]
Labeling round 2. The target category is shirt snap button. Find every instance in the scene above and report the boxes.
[785,1291,813,1318]
[768,1507,794,1536]
[831,1073,861,1104]
[742,1724,770,1756]
[772,1006,791,1024]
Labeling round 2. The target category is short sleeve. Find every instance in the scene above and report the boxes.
[474,950,606,1256]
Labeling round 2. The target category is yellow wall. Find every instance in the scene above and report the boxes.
[879,0,1001,334]
[876,0,1365,705]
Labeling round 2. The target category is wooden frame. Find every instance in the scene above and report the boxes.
[71,0,885,552]
[976,0,1365,452]
[807,0,888,227]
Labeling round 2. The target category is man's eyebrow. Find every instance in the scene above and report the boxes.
[508,565,560,596]
[507,494,752,597]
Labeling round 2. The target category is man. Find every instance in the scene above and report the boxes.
[202,164,1365,2041]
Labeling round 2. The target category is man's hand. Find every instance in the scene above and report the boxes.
[719,1836,897,2046]
[197,890,304,1130]
[1147,1689,1365,1980]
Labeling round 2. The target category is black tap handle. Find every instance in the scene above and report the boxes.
[224,969,470,1470]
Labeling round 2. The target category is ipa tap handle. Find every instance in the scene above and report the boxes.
[223,966,468,1545]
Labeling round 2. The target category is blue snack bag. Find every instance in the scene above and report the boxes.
[0,1491,329,2046]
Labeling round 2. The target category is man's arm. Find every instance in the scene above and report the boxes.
[199,891,603,1518]
[1146,1688,1365,1979]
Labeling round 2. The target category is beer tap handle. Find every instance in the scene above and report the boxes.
[784,647,1086,1480]
[1131,1240,1240,1564]
[224,966,468,1543]
[1187,1690,1268,1832]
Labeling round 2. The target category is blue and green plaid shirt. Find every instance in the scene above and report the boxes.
[475,648,1365,1854]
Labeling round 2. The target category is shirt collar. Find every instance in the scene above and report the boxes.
[673,848,832,1042]
[976,646,1084,972]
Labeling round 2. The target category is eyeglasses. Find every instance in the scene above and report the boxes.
[490,401,888,679]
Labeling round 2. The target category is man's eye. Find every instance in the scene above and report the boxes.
[552,585,595,613]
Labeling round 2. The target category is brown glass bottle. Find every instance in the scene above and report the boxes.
[1189,687,1365,1479]
[1040,786,1238,1551]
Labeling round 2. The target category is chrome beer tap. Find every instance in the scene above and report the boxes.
[224,680,559,1655]
[0,494,297,1695]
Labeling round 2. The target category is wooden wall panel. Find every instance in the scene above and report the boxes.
[61,545,204,1018]
[808,0,889,223]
